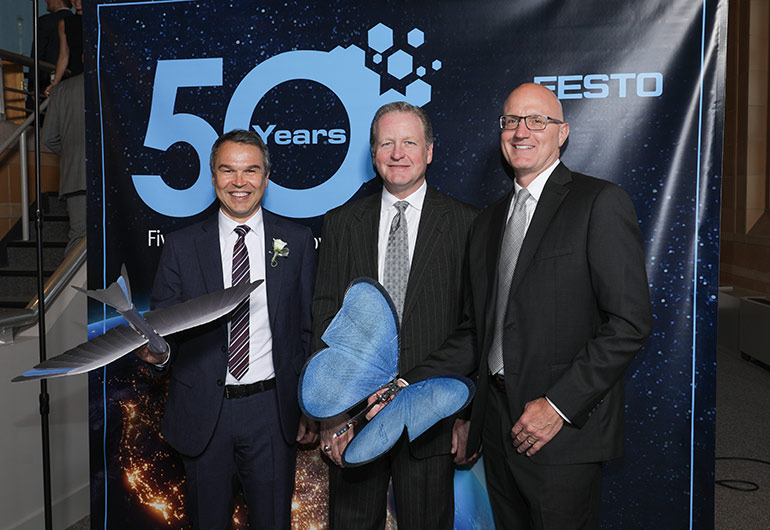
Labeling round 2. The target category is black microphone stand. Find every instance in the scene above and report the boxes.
[32,1,54,528]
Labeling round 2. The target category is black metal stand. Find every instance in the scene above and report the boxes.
[32,1,53,528]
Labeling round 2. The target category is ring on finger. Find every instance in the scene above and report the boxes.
[323,445,332,452]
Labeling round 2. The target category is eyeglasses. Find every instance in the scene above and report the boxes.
[499,115,564,131]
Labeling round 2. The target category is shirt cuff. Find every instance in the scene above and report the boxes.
[153,348,171,368]
[545,396,571,424]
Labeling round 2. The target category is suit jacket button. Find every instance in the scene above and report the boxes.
[221,345,227,353]
[217,379,224,387]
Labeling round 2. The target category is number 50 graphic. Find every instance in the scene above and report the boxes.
[131,58,222,218]
[132,45,433,218]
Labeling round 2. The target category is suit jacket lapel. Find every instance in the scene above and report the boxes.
[350,193,380,278]
[262,209,281,330]
[402,187,447,321]
[195,214,224,294]
[481,193,512,354]
[509,163,571,295]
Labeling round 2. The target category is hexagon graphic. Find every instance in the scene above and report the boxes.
[388,50,413,80]
[373,54,382,64]
[368,23,393,53]
[407,29,424,48]
[432,59,442,71]
[416,66,426,77]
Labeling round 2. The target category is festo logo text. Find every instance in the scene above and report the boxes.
[535,73,663,99]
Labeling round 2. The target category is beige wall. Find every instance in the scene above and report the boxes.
[0,266,89,530]
[0,147,59,240]
[721,0,770,295]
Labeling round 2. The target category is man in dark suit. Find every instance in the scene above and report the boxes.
[402,83,653,529]
[312,102,478,529]
[137,129,317,529]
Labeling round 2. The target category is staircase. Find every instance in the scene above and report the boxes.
[0,193,69,309]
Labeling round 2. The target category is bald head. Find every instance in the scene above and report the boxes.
[503,83,565,121]
[499,83,569,186]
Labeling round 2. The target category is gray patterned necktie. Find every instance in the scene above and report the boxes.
[488,188,531,375]
[383,201,410,321]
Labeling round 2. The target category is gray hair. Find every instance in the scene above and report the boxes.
[369,101,433,153]
[209,129,271,175]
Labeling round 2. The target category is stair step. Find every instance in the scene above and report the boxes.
[5,241,65,269]
[21,221,70,242]
[44,195,67,215]
[0,194,71,296]
[0,269,54,299]
[0,296,31,309]
[22,213,68,223]
[6,240,67,248]
[35,212,68,220]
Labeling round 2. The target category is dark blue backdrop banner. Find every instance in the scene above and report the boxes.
[83,1,725,528]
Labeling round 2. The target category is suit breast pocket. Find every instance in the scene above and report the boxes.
[534,246,574,262]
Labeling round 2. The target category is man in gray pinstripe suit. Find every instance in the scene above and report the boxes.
[311,102,478,529]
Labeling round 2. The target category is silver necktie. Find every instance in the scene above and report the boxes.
[488,189,530,375]
[383,201,410,321]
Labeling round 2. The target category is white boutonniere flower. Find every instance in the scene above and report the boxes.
[271,238,290,267]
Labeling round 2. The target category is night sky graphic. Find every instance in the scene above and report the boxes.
[83,1,723,528]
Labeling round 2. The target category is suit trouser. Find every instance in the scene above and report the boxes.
[182,388,296,530]
[64,192,85,255]
[329,432,454,530]
[482,382,602,530]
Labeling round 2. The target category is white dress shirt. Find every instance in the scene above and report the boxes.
[376,181,427,282]
[218,208,275,385]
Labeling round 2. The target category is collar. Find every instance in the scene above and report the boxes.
[514,159,560,201]
[380,180,427,212]
[218,207,264,239]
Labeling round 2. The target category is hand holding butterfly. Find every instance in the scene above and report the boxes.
[451,418,480,465]
[365,378,408,420]
[296,415,319,445]
[365,381,478,465]
[320,414,353,467]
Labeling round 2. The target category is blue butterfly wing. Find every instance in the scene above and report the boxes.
[342,375,475,466]
[299,278,399,420]
[342,390,409,466]
[401,376,475,442]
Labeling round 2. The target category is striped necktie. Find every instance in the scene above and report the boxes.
[228,225,251,380]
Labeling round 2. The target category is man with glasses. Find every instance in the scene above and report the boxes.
[401,83,653,529]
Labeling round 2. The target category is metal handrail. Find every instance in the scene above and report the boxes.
[0,48,59,122]
[1,49,52,237]
[0,49,58,72]
[0,97,49,154]
[0,107,49,242]
[1,93,51,242]
[0,236,87,342]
